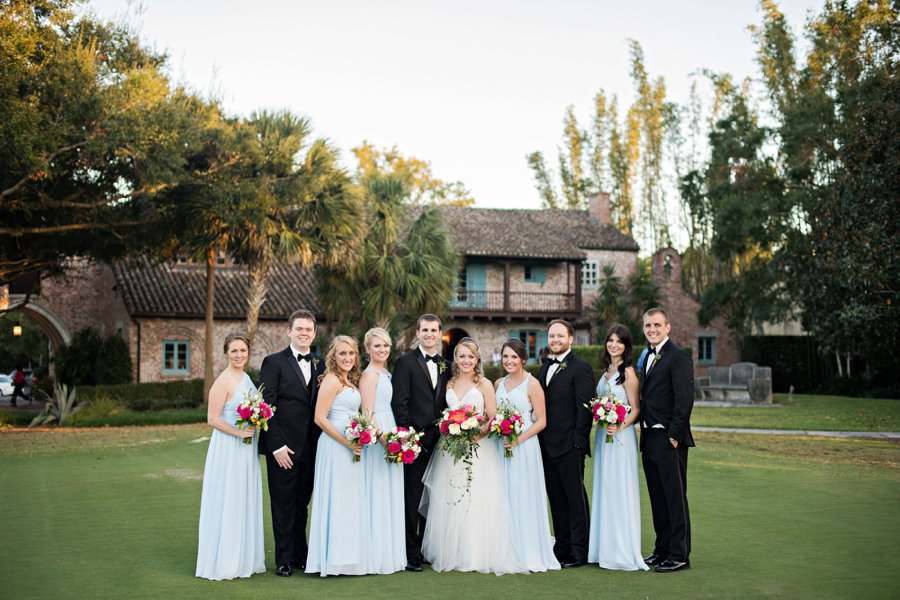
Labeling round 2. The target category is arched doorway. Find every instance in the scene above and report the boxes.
[441,327,470,361]
[3,297,71,378]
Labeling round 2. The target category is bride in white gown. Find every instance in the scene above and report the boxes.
[419,338,527,575]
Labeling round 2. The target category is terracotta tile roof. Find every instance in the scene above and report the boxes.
[432,206,638,260]
[112,258,320,319]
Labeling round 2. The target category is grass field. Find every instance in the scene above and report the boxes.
[3,393,898,432]
[691,394,900,431]
[1,425,898,599]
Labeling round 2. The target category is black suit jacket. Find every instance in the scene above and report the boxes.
[538,352,596,459]
[391,349,449,453]
[257,347,325,455]
[639,340,695,449]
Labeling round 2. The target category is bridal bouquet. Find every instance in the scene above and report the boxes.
[344,412,380,462]
[487,403,525,458]
[585,391,630,443]
[235,385,275,445]
[383,426,424,465]
[437,405,485,498]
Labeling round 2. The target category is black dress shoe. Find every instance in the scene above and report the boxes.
[655,558,690,572]
[275,564,293,577]
[560,559,586,569]
[643,553,667,566]
[405,559,423,572]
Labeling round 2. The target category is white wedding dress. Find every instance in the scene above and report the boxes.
[419,385,527,575]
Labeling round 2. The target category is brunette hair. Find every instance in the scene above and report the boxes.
[223,332,251,354]
[601,324,634,385]
[289,309,317,327]
[447,337,483,389]
[548,318,574,336]
[321,335,361,387]
[416,313,442,330]
[500,338,528,362]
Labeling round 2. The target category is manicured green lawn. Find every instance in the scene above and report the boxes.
[1,425,898,599]
[692,394,900,431]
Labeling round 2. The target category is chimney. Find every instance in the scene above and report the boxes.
[588,192,611,223]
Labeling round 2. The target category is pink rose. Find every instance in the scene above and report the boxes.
[401,449,417,464]
[397,427,409,432]
[359,430,372,445]
[615,405,627,421]
[500,423,512,435]
[238,406,251,420]
[350,420,358,429]
[440,421,450,434]
[605,402,613,411]
[388,441,402,454]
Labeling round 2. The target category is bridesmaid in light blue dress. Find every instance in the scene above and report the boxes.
[360,327,406,574]
[588,325,649,571]
[494,338,560,572]
[196,333,266,580]
[306,335,368,577]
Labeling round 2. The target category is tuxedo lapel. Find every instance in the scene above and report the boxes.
[415,352,434,389]
[539,362,550,390]
[546,355,571,387]
[283,347,311,400]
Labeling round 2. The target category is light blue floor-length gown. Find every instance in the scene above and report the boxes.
[587,373,650,570]
[196,372,266,580]
[495,375,560,572]
[306,387,367,577]
[362,370,406,574]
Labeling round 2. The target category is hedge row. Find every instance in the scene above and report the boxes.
[78,379,205,411]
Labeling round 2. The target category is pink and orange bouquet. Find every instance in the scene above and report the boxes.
[584,390,630,443]
[437,404,485,463]
[235,385,275,445]
[383,426,424,465]
[344,412,380,462]
[488,403,525,458]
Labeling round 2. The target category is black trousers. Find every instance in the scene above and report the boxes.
[265,437,317,567]
[541,447,590,562]
[641,429,691,561]
[402,448,431,562]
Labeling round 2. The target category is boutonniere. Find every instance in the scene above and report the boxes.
[438,361,448,374]
[312,357,320,369]
[652,351,664,363]
[557,361,568,372]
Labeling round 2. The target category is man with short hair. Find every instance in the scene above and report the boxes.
[538,319,595,568]
[639,308,694,572]
[391,314,450,572]
[259,309,325,577]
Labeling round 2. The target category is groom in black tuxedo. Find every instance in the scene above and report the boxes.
[639,308,694,572]
[391,313,449,572]
[538,319,595,568]
[259,309,325,577]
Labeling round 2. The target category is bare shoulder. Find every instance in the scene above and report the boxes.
[477,377,494,395]
[624,366,638,380]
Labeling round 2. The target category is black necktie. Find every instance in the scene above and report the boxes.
[297,353,311,363]
[425,354,440,363]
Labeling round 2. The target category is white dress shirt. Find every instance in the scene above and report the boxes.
[546,349,571,385]
[645,338,668,429]
[273,344,313,456]
[420,347,438,388]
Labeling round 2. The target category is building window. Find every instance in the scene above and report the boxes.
[163,340,190,375]
[524,265,546,283]
[582,261,598,287]
[698,336,715,364]
[509,329,548,362]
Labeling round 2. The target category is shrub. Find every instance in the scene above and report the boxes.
[78,379,205,411]
[55,328,103,386]
[29,383,83,427]
[97,334,132,385]
[67,394,125,425]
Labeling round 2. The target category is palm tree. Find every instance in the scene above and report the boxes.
[231,110,363,344]
[317,171,459,335]
[593,263,624,333]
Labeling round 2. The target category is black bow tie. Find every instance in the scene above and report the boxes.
[549,358,561,365]
[647,346,656,355]
[297,353,311,363]
[425,354,441,363]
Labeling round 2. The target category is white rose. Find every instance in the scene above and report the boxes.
[461,417,478,430]
[449,423,461,435]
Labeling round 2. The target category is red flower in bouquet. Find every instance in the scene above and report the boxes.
[234,385,275,445]
[383,427,424,465]
[488,403,524,458]
[344,412,380,462]
[584,390,631,443]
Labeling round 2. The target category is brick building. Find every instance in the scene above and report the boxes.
[3,194,739,381]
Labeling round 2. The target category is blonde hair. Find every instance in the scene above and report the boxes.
[448,337,483,389]
[364,327,392,351]
[321,335,361,388]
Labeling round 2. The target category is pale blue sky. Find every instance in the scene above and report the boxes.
[85,0,821,212]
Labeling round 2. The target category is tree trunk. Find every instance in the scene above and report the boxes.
[204,247,216,403]
[835,351,843,378]
[246,250,272,347]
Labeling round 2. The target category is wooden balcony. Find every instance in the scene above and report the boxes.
[449,290,579,319]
